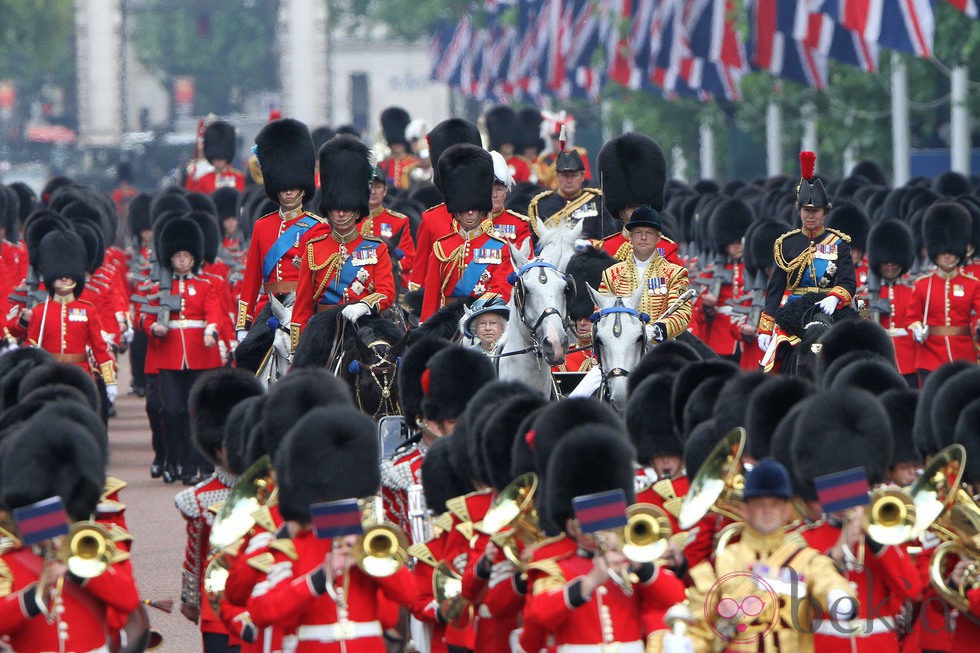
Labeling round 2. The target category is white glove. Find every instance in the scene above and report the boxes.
[342,302,371,323]
[122,327,135,344]
[236,329,249,343]
[105,384,118,404]
[662,633,696,653]
[2,340,18,353]
[757,333,772,352]
[816,296,839,315]
[911,323,929,344]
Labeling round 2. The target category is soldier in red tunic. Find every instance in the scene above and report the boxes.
[290,135,396,350]
[866,219,918,385]
[24,229,118,405]
[907,202,980,383]
[379,107,420,191]
[363,164,417,287]
[484,106,533,184]
[420,145,513,320]
[186,120,247,194]
[488,152,532,250]
[236,118,324,339]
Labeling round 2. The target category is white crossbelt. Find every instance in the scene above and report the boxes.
[557,642,644,653]
[296,620,383,642]
[42,647,109,653]
[166,319,206,329]
[814,616,896,637]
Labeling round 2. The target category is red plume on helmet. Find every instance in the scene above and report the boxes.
[800,151,816,180]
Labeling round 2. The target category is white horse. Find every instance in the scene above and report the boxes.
[496,238,574,397]
[533,216,584,273]
[586,284,649,414]
[255,293,294,389]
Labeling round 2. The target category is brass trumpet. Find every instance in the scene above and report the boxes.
[355,496,408,578]
[59,521,116,578]
[864,486,916,546]
[622,503,672,563]
[678,428,746,530]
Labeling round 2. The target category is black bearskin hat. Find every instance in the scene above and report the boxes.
[867,219,915,276]
[436,145,493,215]
[597,133,667,217]
[627,374,683,462]
[211,187,239,221]
[792,388,892,502]
[189,368,264,465]
[683,419,724,484]
[318,135,372,218]
[461,381,540,488]
[880,389,920,467]
[187,192,217,218]
[626,341,700,394]
[24,209,71,271]
[1,414,104,521]
[933,171,972,198]
[72,220,105,273]
[953,399,980,485]
[544,424,636,536]
[398,337,450,427]
[930,367,980,452]
[670,360,739,439]
[159,216,205,272]
[708,198,755,253]
[223,396,263,476]
[380,107,411,148]
[480,393,548,491]
[186,210,221,264]
[149,190,192,227]
[427,118,482,189]
[826,201,870,253]
[530,398,621,490]
[260,369,352,460]
[518,107,544,153]
[924,201,972,262]
[851,160,888,187]
[744,376,815,462]
[748,221,787,272]
[311,126,335,152]
[816,317,895,376]
[275,406,380,523]
[203,120,237,164]
[913,361,974,459]
[484,106,520,151]
[255,118,317,204]
[565,249,616,320]
[713,372,768,438]
[825,356,906,396]
[39,230,87,299]
[0,348,55,410]
[421,345,495,422]
[421,435,471,515]
[17,363,101,413]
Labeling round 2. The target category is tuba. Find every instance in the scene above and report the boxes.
[678,428,746,530]
[210,455,277,550]
[433,560,469,622]
[479,473,544,570]
[355,496,408,578]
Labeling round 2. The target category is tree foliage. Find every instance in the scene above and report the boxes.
[130,0,280,115]
[0,0,74,100]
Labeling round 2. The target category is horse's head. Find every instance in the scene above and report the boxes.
[587,284,648,414]
[347,317,408,418]
[534,216,584,272]
[509,240,572,365]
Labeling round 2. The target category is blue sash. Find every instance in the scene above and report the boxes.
[262,215,318,280]
[451,239,504,298]
[319,241,379,305]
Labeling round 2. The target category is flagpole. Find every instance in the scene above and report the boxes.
[699,119,715,180]
[766,100,782,177]
[950,65,969,175]
[891,52,910,186]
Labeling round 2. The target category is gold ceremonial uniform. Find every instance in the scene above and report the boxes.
[598,253,692,339]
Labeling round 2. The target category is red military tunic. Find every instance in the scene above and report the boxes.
[408,525,451,653]
[290,231,395,348]
[597,230,681,266]
[379,154,420,190]
[521,534,684,651]
[553,341,597,373]
[141,274,225,371]
[26,294,116,385]
[799,519,922,653]
[360,207,416,285]
[381,444,426,533]
[185,162,246,194]
[872,281,917,376]
[410,204,455,291]
[906,269,980,371]
[421,227,513,320]
[237,208,327,330]
[0,541,140,653]
[247,528,418,653]
[697,261,749,357]
[505,155,533,184]
[488,209,532,250]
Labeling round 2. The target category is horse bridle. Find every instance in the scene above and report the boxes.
[590,303,650,401]
[351,338,401,419]
[508,260,575,359]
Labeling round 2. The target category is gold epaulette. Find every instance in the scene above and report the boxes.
[306,212,327,223]
[652,479,683,518]
[527,559,566,595]
[660,234,676,245]
[407,542,438,567]
[362,234,385,244]
[247,552,276,573]
[506,209,531,223]
[385,208,409,221]
[433,512,453,533]
[773,228,801,249]
[527,190,552,212]
[962,271,979,281]
[269,538,298,560]
[0,557,12,597]
[445,495,471,524]
[251,505,278,534]
[582,186,603,196]
[825,228,851,243]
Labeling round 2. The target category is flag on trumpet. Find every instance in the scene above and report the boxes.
[815,467,871,514]
[13,496,70,546]
[311,498,364,540]
[573,489,628,533]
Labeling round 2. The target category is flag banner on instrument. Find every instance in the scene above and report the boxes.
[13,496,70,546]
[815,467,870,514]
[573,489,628,533]
[311,498,364,540]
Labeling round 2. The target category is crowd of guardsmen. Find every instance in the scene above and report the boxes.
[0,104,979,653]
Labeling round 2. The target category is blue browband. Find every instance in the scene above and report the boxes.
[590,306,651,324]
[507,259,562,285]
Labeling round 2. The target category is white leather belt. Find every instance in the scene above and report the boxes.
[43,647,109,653]
[557,642,644,653]
[167,319,206,329]
[715,305,734,316]
[815,616,896,637]
[297,620,382,642]
[888,328,909,337]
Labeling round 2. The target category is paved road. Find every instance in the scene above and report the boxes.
[108,362,200,651]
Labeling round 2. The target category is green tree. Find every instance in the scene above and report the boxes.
[130,0,280,115]
[0,0,75,105]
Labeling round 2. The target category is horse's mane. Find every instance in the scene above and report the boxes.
[293,308,406,368]
[408,301,466,346]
